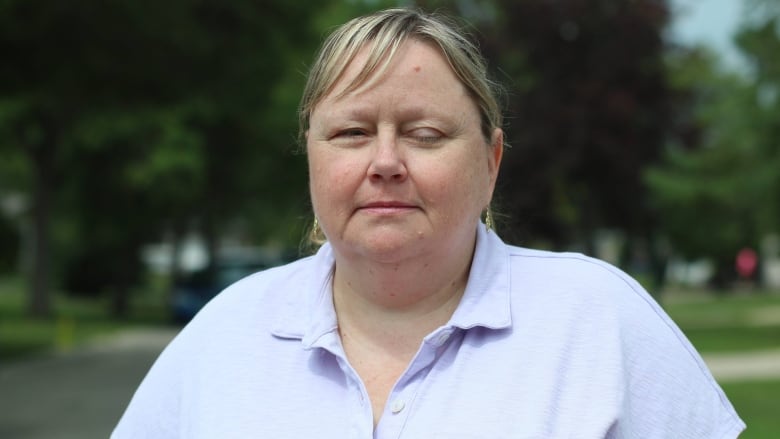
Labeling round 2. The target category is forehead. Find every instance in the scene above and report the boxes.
[316,40,471,113]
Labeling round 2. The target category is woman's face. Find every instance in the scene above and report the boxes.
[307,39,502,264]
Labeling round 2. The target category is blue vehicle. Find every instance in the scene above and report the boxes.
[170,250,286,323]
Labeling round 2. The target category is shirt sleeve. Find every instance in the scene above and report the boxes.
[111,330,186,439]
[606,271,746,438]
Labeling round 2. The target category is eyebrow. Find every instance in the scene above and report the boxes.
[325,102,456,123]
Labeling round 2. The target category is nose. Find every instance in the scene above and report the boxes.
[367,132,407,182]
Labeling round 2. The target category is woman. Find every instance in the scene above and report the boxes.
[113,8,745,438]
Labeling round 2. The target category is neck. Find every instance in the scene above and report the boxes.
[331,237,475,345]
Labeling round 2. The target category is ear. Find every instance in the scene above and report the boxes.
[487,128,504,186]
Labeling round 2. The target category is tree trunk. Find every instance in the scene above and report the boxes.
[111,285,129,318]
[203,213,219,275]
[165,219,186,309]
[168,220,186,286]
[28,147,53,317]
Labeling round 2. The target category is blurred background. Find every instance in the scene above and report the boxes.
[0,0,778,437]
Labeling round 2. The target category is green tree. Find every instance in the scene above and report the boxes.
[486,0,670,253]
[415,0,672,287]
[737,1,780,234]
[645,2,780,286]
[0,0,367,316]
[0,142,28,272]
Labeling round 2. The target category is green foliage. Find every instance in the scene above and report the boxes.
[0,274,169,360]
[646,8,780,280]
[0,0,380,309]
[429,0,672,249]
[0,215,17,272]
[8,0,773,306]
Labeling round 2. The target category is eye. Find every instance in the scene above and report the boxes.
[408,127,443,145]
[337,128,366,138]
[329,128,370,146]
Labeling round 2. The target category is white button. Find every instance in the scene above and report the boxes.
[390,399,406,414]
[437,332,450,345]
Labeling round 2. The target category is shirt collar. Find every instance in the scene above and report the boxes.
[447,224,512,330]
[270,243,338,349]
[270,224,512,345]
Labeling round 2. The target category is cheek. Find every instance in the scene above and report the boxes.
[434,155,491,212]
[414,159,481,208]
[308,150,364,204]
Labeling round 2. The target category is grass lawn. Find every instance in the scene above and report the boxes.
[720,380,780,438]
[662,291,780,437]
[670,324,780,353]
[0,275,173,360]
[662,291,780,353]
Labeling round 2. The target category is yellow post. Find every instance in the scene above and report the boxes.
[55,316,75,353]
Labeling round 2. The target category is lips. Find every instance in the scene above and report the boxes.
[361,201,416,208]
[357,201,418,214]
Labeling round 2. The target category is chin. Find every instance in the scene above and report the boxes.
[351,232,426,262]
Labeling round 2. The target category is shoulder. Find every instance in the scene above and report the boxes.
[504,245,650,310]
[111,254,331,438]
[115,254,325,405]
[503,245,685,351]
[500,244,744,436]
[501,245,696,382]
[186,254,323,333]
[213,255,318,304]
[507,246,635,283]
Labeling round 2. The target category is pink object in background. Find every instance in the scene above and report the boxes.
[736,248,758,279]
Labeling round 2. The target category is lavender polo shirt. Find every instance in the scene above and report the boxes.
[113,226,745,438]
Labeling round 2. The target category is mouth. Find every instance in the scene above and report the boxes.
[357,201,419,215]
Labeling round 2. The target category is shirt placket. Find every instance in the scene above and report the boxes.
[339,357,375,439]
[374,326,457,439]
[308,330,375,439]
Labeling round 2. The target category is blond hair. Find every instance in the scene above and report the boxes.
[298,7,503,147]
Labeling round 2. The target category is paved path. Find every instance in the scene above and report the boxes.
[703,348,780,382]
[0,327,777,438]
[0,328,178,439]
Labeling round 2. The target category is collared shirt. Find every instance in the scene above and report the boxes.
[112,226,745,438]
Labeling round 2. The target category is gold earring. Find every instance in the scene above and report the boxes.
[484,207,494,232]
[309,217,326,245]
